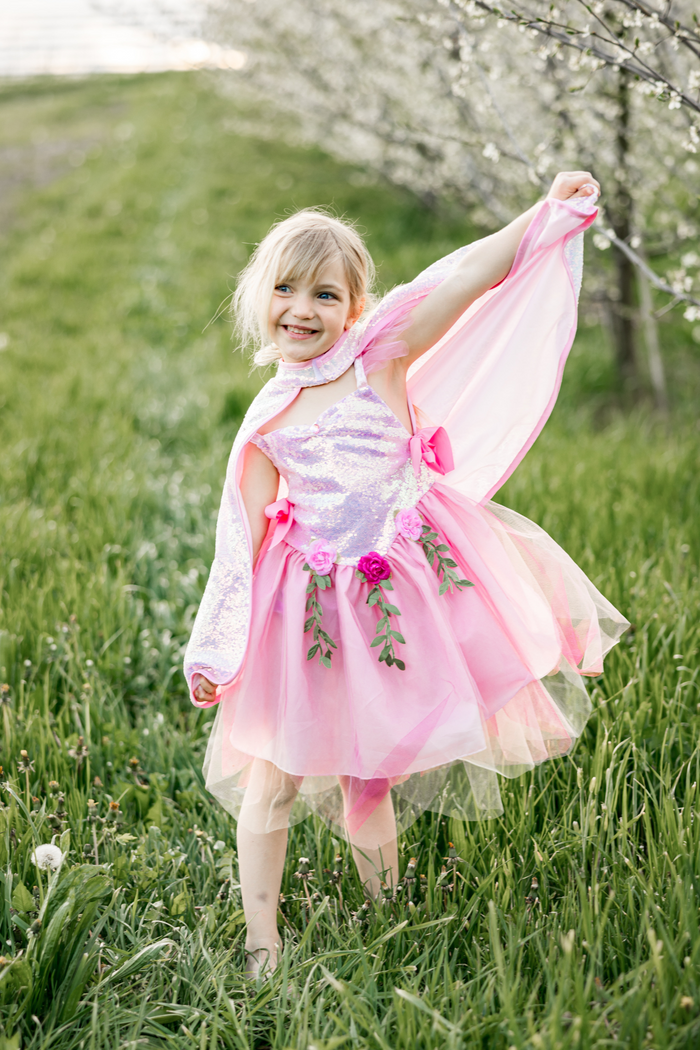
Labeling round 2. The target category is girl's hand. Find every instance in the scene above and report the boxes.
[546,171,601,202]
[193,674,217,704]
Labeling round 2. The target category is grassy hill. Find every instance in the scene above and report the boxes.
[0,72,699,1049]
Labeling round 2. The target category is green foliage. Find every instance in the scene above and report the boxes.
[220,387,254,428]
[366,580,406,670]
[0,71,698,1049]
[419,524,474,596]
[303,565,338,667]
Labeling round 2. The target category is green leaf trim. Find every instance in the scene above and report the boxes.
[304,567,338,668]
[364,583,406,671]
[420,524,474,596]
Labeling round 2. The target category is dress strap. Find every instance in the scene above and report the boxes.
[248,431,269,452]
[353,354,368,388]
[407,399,417,436]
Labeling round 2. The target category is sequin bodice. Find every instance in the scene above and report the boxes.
[251,359,434,565]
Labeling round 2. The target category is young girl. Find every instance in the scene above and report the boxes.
[184,171,628,975]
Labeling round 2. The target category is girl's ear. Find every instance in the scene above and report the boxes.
[345,296,366,329]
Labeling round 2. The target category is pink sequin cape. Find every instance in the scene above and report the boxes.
[184,194,601,703]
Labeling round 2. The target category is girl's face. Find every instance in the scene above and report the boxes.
[269,256,363,363]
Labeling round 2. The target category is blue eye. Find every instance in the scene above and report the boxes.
[318,291,337,300]
[275,284,291,293]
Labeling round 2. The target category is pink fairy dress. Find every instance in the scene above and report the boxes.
[188,193,629,846]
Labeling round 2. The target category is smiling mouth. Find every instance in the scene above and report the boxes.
[282,324,319,336]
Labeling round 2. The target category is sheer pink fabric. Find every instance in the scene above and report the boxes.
[407,198,595,501]
[204,485,626,843]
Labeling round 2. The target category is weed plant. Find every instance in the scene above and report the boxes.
[0,73,699,1049]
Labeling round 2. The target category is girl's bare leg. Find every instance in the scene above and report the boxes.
[339,780,399,898]
[237,759,300,976]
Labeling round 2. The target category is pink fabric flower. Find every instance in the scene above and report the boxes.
[306,539,337,576]
[357,551,392,584]
[395,508,423,541]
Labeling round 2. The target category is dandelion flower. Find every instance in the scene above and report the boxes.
[31,843,63,870]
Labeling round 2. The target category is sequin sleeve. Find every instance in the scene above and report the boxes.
[183,381,300,706]
[182,451,252,706]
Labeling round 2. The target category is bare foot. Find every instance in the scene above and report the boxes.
[244,943,278,979]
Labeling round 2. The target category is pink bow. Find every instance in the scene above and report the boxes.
[409,426,454,478]
[264,498,295,548]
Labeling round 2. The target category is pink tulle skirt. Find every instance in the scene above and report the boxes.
[203,484,627,845]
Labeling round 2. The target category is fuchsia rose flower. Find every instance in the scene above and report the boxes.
[395,507,423,541]
[357,551,392,584]
[306,539,337,576]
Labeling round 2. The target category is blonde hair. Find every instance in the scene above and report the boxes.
[232,208,375,366]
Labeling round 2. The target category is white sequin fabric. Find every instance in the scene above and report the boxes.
[251,358,434,564]
[564,232,585,299]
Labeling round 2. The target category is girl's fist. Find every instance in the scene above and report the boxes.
[546,171,600,202]
[193,673,217,703]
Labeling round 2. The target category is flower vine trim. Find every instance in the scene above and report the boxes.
[355,552,405,670]
[301,519,471,672]
[303,564,338,668]
[366,578,406,671]
[420,524,474,595]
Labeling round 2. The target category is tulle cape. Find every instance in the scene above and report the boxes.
[184,193,599,704]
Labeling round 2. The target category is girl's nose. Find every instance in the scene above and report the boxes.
[291,296,315,319]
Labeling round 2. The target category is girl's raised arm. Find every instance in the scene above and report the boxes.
[399,171,600,366]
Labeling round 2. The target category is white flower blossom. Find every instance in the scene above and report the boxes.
[207,0,698,232]
[204,0,700,385]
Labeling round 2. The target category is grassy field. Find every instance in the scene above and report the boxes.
[0,72,699,1050]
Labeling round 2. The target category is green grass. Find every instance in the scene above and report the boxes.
[0,72,699,1050]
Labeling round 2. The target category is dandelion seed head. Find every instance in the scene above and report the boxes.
[31,843,63,870]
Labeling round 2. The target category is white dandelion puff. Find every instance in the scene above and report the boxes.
[31,844,64,870]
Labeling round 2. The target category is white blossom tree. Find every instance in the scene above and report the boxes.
[205,0,700,401]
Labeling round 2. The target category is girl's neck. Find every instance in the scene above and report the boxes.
[278,328,351,371]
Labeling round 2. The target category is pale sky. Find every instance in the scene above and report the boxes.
[0,0,244,76]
